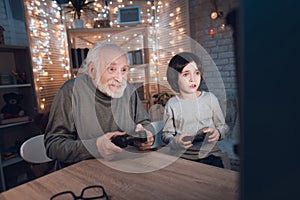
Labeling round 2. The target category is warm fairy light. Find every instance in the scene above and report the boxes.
[113,7,118,13]
[24,0,189,111]
[220,23,226,30]
[178,28,184,32]
[24,0,70,113]
[209,28,216,36]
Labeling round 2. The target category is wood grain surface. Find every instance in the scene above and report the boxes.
[0,152,239,200]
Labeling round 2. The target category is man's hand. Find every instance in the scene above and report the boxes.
[96,131,126,161]
[133,124,154,150]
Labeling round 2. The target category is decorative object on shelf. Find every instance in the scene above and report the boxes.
[149,92,174,122]
[0,92,25,120]
[152,92,174,107]
[73,19,84,28]
[93,1,110,28]
[0,25,4,45]
[63,0,97,28]
[11,70,27,84]
[0,74,15,85]
[1,141,21,161]
[93,19,110,28]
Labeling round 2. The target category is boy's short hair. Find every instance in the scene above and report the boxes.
[167,52,203,93]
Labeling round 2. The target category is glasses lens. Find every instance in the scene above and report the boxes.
[82,186,106,199]
[51,192,75,200]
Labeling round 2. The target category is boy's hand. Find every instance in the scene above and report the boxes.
[202,127,221,142]
[177,133,193,149]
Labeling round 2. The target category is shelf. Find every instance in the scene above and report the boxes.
[0,84,31,89]
[67,27,147,37]
[130,64,148,68]
[0,45,29,51]
[1,156,23,167]
[0,45,37,192]
[0,119,34,129]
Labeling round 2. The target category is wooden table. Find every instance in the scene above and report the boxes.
[0,151,239,200]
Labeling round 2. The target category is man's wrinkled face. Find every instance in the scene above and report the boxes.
[96,49,129,98]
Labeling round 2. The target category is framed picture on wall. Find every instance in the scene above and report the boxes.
[118,6,141,25]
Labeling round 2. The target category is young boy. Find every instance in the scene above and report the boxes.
[162,52,229,168]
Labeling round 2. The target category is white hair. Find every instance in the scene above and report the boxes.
[78,41,128,76]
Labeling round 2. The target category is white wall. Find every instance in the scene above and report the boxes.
[0,0,28,46]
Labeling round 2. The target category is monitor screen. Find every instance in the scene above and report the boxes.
[118,6,141,25]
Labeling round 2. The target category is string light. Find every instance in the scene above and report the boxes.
[24,0,189,108]
[24,0,70,112]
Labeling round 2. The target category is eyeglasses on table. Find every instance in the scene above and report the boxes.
[50,185,110,200]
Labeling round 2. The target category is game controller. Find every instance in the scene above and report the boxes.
[181,127,211,144]
[111,131,147,148]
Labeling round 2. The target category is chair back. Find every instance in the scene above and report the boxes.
[20,134,52,164]
[150,120,166,149]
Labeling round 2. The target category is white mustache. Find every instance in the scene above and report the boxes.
[106,79,127,87]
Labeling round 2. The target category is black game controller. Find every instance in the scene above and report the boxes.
[181,127,210,144]
[111,131,147,148]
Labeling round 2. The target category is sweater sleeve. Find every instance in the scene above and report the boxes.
[211,93,229,140]
[130,86,155,135]
[44,81,99,163]
[162,102,176,144]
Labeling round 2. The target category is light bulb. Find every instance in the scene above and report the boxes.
[210,11,218,20]
[209,28,216,36]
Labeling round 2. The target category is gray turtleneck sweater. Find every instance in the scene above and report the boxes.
[44,74,153,163]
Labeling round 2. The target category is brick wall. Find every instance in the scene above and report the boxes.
[189,0,240,160]
[189,0,239,93]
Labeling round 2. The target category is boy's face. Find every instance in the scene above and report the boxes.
[177,61,201,95]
